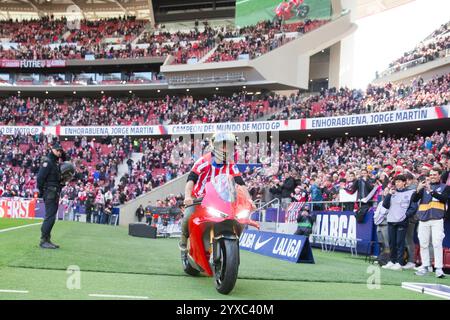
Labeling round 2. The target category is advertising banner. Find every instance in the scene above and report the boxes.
[1,106,448,136]
[59,120,293,136]
[34,200,65,220]
[239,229,314,263]
[57,106,449,136]
[0,126,45,135]
[0,60,66,68]
[0,198,37,219]
[168,120,289,135]
[310,210,375,254]
[59,125,159,136]
[305,106,449,130]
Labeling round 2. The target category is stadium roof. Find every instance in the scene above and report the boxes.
[0,0,155,21]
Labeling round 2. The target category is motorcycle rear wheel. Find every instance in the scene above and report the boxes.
[214,239,239,294]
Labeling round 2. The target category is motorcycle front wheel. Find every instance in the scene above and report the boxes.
[213,239,239,294]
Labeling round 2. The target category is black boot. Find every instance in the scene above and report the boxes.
[47,237,60,249]
[40,237,57,249]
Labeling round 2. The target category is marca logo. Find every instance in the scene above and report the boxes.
[272,238,302,258]
[312,213,357,247]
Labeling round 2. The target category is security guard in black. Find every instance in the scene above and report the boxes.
[37,142,67,249]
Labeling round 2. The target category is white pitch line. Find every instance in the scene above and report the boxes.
[0,222,42,233]
[89,294,150,300]
[0,289,29,294]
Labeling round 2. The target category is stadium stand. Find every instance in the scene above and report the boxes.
[1,73,448,126]
[378,20,450,77]
[0,16,328,63]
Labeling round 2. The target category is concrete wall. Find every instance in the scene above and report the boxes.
[309,51,330,80]
[328,32,356,88]
[118,173,188,227]
[328,41,341,88]
[328,0,357,88]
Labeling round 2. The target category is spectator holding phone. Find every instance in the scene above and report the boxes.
[413,168,450,278]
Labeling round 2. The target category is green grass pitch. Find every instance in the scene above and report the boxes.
[0,218,42,230]
[0,218,448,300]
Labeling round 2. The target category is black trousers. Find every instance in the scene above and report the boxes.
[388,221,407,265]
[86,209,92,223]
[41,194,60,241]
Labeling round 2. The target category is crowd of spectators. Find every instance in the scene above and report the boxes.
[0,73,448,127]
[206,19,327,63]
[0,16,328,63]
[0,94,272,126]
[246,132,449,216]
[115,138,194,201]
[0,16,149,60]
[0,130,448,225]
[137,23,217,64]
[0,133,136,207]
[143,130,449,217]
[379,21,450,76]
[269,73,450,119]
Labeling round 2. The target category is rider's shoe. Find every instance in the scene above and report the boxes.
[178,234,188,252]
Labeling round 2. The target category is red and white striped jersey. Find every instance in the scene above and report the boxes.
[191,152,241,198]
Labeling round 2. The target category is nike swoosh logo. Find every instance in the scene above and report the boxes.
[254,236,273,250]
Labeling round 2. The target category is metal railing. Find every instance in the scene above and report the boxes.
[310,234,361,256]
[252,198,281,231]
[379,47,450,78]
[168,71,245,85]
[299,200,366,211]
[379,57,427,78]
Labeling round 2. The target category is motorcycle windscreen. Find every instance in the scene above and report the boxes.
[202,174,236,215]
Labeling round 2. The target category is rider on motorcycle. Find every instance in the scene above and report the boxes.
[179,132,255,251]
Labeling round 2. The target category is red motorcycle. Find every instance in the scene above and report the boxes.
[181,174,259,294]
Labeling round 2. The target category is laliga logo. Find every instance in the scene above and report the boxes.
[66,5,82,30]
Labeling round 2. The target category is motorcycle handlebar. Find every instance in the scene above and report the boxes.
[185,198,203,208]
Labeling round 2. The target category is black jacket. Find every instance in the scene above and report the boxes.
[357,178,374,200]
[281,177,296,198]
[136,207,144,217]
[269,185,282,200]
[37,152,62,196]
[442,171,449,185]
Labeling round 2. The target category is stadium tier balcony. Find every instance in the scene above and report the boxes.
[377,21,450,79]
